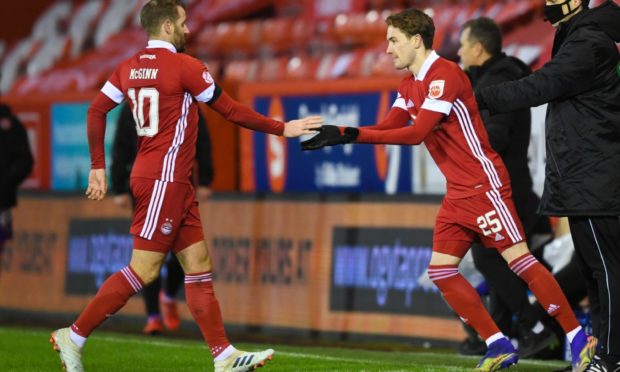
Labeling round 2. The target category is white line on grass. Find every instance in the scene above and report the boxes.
[0,328,566,369]
[97,336,386,365]
[96,335,565,368]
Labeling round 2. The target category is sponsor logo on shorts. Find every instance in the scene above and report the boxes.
[160,219,173,235]
[547,304,560,314]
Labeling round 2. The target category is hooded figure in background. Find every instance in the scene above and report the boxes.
[476,1,620,370]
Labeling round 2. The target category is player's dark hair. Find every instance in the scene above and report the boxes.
[140,0,185,36]
[386,8,435,49]
[462,17,502,57]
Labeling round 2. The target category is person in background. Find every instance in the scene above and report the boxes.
[476,1,620,370]
[111,102,214,335]
[457,17,556,358]
[0,102,34,276]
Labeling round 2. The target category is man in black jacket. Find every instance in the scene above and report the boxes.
[0,103,34,272]
[458,17,557,358]
[476,1,620,370]
[111,102,214,335]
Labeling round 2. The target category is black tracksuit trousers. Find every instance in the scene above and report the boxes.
[568,216,620,358]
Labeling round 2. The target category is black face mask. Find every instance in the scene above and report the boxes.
[544,0,580,24]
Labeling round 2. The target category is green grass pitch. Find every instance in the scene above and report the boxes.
[0,326,569,371]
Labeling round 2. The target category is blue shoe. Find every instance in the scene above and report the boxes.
[476,337,519,371]
[570,330,596,372]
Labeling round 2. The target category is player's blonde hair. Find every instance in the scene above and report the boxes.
[386,8,435,49]
[140,0,185,36]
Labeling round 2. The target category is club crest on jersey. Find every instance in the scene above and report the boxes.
[202,71,214,84]
[160,218,174,235]
[428,80,445,99]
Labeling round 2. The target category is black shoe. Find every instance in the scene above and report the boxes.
[458,337,487,356]
[584,355,620,372]
[518,327,558,358]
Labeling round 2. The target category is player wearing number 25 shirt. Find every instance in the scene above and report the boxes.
[301,9,592,371]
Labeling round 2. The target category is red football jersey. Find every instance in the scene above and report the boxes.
[359,51,510,199]
[101,40,216,184]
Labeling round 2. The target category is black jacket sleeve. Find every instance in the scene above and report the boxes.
[195,111,214,187]
[110,103,137,195]
[477,70,514,155]
[478,29,597,114]
[8,116,34,189]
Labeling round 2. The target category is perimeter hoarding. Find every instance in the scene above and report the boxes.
[0,195,463,343]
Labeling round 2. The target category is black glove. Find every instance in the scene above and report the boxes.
[301,125,359,151]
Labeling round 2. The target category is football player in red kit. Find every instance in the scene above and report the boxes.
[49,1,322,372]
[302,8,594,372]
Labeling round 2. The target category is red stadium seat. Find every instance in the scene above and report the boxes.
[257,56,288,81]
[197,21,261,57]
[260,18,295,54]
[284,54,319,80]
[331,10,387,47]
[223,59,259,82]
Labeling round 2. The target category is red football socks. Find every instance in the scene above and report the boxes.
[428,265,500,339]
[509,253,579,333]
[72,267,143,337]
[184,272,231,358]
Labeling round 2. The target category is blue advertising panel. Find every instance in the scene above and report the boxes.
[65,218,133,294]
[251,93,414,193]
[51,103,121,191]
[330,226,451,317]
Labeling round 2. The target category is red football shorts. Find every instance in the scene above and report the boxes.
[433,186,525,258]
[130,177,204,254]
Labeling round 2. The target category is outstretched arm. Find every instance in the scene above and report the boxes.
[181,58,322,137]
[362,106,412,131]
[356,109,444,145]
[301,108,442,150]
[477,34,597,114]
[208,88,322,137]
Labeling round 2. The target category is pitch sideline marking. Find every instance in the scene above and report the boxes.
[0,328,566,369]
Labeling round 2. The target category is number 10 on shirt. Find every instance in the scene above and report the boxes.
[128,87,159,137]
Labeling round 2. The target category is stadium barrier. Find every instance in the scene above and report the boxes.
[0,194,465,344]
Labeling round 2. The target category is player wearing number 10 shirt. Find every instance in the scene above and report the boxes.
[50,2,322,372]
[100,40,237,246]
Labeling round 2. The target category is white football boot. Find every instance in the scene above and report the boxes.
[50,328,84,372]
[214,348,274,372]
